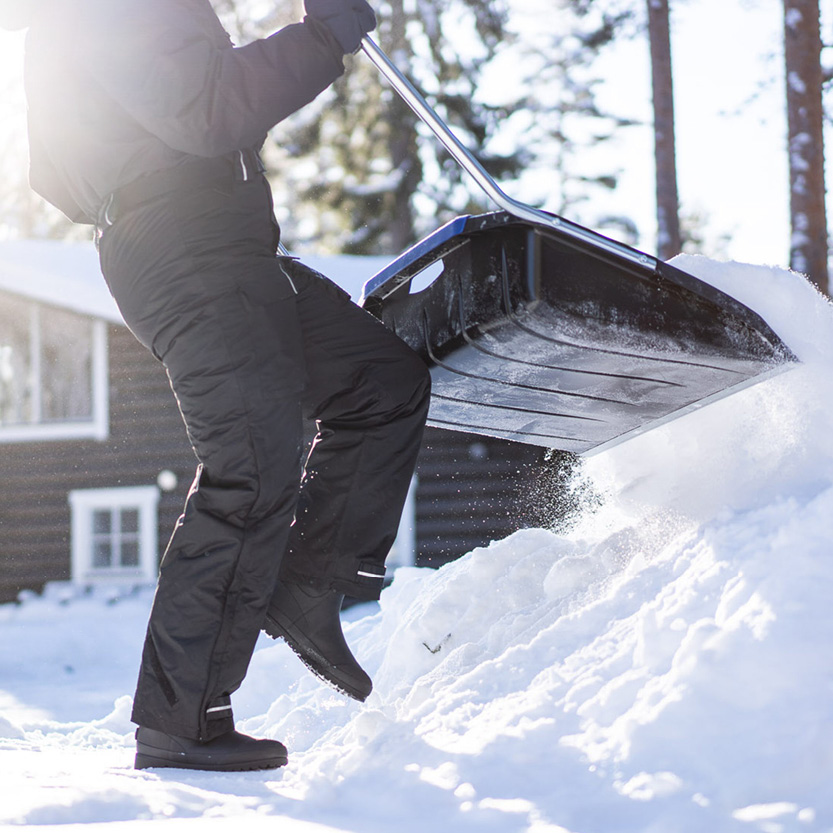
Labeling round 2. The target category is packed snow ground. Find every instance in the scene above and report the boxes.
[2,255,833,833]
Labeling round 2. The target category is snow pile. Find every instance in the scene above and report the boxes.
[2,256,833,832]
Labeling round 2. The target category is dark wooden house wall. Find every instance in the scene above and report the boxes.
[414,428,549,569]
[0,322,564,603]
[0,324,195,603]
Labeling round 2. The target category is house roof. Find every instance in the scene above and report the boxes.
[0,239,122,323]
[0,238,393,323]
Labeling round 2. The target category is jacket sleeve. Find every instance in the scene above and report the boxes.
[79,0,345,158]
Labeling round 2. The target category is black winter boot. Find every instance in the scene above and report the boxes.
[134,726,288,771]
[264,582,372,702]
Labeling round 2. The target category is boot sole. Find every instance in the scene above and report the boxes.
[263,613,370,702]
[135,751,288,771]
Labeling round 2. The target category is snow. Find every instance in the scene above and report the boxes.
[785,7,804,30]
[0,240,393,320]
[3,254,833,832]
[0,239,121,323]
[787,70,808,95]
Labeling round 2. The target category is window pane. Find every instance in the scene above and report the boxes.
[120,539,140,568]
[0,296,33,426]
[92,510,111,534]
[120,509,139,534]
[92,540,112,568]
[40,306,93,422]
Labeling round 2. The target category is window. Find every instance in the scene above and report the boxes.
[91,507,141,570]
[0,294,108,442]
[69,487,160,584]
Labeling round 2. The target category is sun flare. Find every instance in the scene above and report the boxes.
[0,30,28,141]
[0,28,25,75]
[0,29,26,104]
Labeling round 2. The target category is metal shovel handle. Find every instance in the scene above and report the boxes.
[360,36,655,271]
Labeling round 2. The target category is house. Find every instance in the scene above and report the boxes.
[0,239,553,604]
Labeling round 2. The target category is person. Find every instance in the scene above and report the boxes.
[9,0,431,772]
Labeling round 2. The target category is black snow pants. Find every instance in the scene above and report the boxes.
[97,165,431,741]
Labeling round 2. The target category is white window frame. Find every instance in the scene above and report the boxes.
[69,486,160,585]
[0,301,109,444]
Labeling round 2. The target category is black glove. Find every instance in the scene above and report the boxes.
[304,0,376,55]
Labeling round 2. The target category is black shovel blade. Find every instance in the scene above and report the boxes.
[361,212,797,455]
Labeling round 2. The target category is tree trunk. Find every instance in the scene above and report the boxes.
[646,0,682,261]
[783,0,828,293]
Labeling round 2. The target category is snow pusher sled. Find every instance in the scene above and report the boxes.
[356,39,797,456]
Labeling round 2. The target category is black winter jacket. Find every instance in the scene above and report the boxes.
[24,0,345,223]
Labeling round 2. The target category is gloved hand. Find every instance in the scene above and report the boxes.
[304,0,376,55]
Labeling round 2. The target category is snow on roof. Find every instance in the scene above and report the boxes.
[0,239,394,324]
[294,253,392,301]
[0,238,122,323]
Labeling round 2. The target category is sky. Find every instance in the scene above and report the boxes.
[654,0,807,265]
[0,0,830,268]
[541,0,829,267]
[596,0,792,262]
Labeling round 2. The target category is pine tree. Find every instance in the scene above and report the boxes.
[783,0,828,293]
[263,0,525,255]
[507,0,637,235]
[646,0,681,260]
